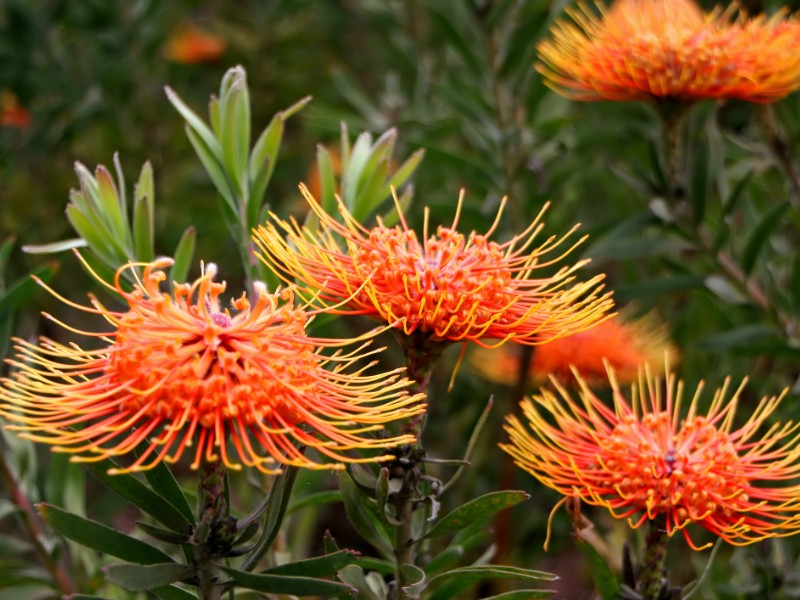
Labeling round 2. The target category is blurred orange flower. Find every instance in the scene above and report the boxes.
[253,185,613,346]
[502,366,800,550]
[471,312,676,386]
[165,26,226,64]
[538,0,800,102]
[0,256,424,474]
[1,91,31,129]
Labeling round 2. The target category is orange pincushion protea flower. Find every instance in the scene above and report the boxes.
[253,185,612,347]
[538,0,800,103]
[472,313,676,386]
[0,255,425,474]
[502,366,800,550]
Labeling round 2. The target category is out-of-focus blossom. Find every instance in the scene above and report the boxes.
[471,312,676,386]
[164,26,227,64]
[1,91,31,129]
[538,0,800,103]
[502,365,800,550]
[0,255,425,474]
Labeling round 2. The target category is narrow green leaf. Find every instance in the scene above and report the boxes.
[425,490,529,540]
[337,565,381,600]
[219,70,250,198]
[336,471,393,558]
[0,263,57,318]
[222,567,355,597]
[95,165,130,247]
[65,205,124,269]
[137,522,190,544]
[152,584,198,600]
[184,125,238,214]
[428,565,558,587]
[38,503,173,564]
[441,397,493,495]
[0,237,14,274]
[241,465,300,571]
[209,96,221,137]
[353,159,391,222]
[341,131,373,210]
[132,161,155,262]
[577,542,619,600]
[288,490,341,514]
[21,239,88,254]
[247,115,282,227]
[722,170,753,216]
[316,144,338,215]
[323,529,340,554]
[104,563,194,591]
[400,563,426,598]
[480,591,553,599]
[423,546,464,576]
[165,86,221,159]
[387,148,425,193]
[261,550,360,577]
[85,460,192,533]
[741,201,790,275]
[689,139,709,224]
[136,442,194,524]
[170,227,196,292]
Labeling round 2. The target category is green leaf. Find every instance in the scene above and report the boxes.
[219,67,250,198]
[261,550,360,577]
[480,591,553,599]
[341,131,373,211]
[336,471,393,558]
[577,542,619,600]
[722,170,753,216]
[165,86,222,159]
[85,460,192,533]
[169,227,196,291]
[241,465,300,571]
[184,125,237,214]
[95,165,130,249]
[694,325,782,351]
[65,205,122,269]
[104,563,194,591]
[427,564,558,598]
[21,238,87,255]
[337,565,381,600]
[288,490,341,514]
[423,546,464,576]
[424,490,529,540]
[222,567,355,597]
[152,584,198,600]
[132,161,155,263]
[135,443,194,524]
[386,148,425,193]
[741,201,790,276]
[316,144,338,215]
[400,563,426,598]
[441,397,493,495]
[137,522,190,544]
[38,503,173,564]
[0,262,58,318]
[248,96,312,228]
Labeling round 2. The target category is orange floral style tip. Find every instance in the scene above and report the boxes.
[164,26,226,64]
[0,254,426,474]
[538,0,800,103]
[471,312,676,386]
[501,364,800,551]
[253,185,613,347]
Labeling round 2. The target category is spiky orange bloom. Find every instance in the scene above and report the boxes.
[253,186,612,347]
[472,313,676,386]
[0,255,425,474]
[538,0,800,103]
[502,366,800,550]
[164,26,226,64]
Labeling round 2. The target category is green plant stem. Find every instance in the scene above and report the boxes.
[393,331,447,599]
[195,457,226,600]
[0,433,76,595]
[639,517,669,600]
[657,102,690,207]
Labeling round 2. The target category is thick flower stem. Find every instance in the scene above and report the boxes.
[0,433,76,595]
[639,518,669,600]
[657,102,690,207]
[195,457,226,600]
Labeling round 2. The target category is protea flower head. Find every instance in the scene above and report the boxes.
[253,185,613,348]
[502,363,800,550]
[0,254,425,474]
[538,0,800,103]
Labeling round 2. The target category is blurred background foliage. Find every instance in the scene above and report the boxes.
[3,0,800,598]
